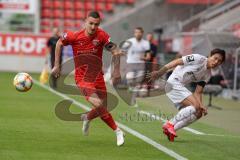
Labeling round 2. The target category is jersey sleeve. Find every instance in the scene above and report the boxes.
[101,31,111,46]
[60,31,76,46]
[182,54,205,65]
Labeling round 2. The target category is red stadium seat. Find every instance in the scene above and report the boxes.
[41,9,52,18]
[75,10,85,20]
[64,10,74,19]
[53,0,63,9]
[232,23,240,31]
[96,0,106,2]
[41,28,51,33]
[64,20,75,28]
[53,19,62,27]
[74,1,84,10]
[42,0,52,9]
[105,2,114,12]
[95,2,105,11]
[116,0,126,4]
[84,10,89,18]
[126,0,135,4]
[85,1,94,10]
[106,0,116,3]
[53,9,64,19]
[41,19,51,27]
[99,11,105,20]
[64,1,74,9]
[75,21,82,28]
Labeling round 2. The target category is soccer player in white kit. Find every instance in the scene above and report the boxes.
[148,48,226,141]
[125,27,151,106]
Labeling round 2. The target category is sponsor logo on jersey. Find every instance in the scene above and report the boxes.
[92,39,100,46]
[186,55,194,62]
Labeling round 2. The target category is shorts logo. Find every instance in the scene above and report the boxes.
[186,55,194,62]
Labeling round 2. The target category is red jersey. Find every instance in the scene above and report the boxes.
[61,28,110,83]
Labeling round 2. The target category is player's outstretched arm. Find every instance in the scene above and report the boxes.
[147,58,183,81]
[111,54,121,85]
[52,39,63,78]
[105,42,123,85]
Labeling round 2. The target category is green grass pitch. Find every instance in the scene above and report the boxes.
[1,72,240,160]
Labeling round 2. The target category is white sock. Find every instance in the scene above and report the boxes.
[174,113,197,131]
[170,106,196,125]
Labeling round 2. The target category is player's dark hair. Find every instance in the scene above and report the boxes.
[210,48,226,62]
[135,27,144,33]
[87,11,100,19]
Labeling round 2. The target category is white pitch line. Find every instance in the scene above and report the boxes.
[139,111,240,138]
[33,79,188,160]
[138,110,206,135]
[204,133,240,138]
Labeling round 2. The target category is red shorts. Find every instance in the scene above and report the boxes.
[75,77,107,101]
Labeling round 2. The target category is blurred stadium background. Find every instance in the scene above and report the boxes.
[0,0,240,160]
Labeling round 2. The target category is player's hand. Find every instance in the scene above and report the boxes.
[146,71,162,82]
[200,105,208,116]
[112,76,121,85]
[112,48,126,56]
[146,67,168,82]
[111,72,121,85]
[51,66,60,78]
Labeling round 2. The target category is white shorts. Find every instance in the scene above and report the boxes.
[126,63,145,84]
[165,81,192,109]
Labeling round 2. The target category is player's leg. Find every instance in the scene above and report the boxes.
[143,61,152,96]
[173,96,202,131]
[164,84,202,141]
[164,95,202,141]
[126,71,137,106]
[76,83,106,135]
[80,92,103,136]
[50,59,57,88]
[89,93,125,146]
[80,85,125,146]
[126,64,145,107]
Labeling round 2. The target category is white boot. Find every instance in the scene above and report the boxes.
[115,128,125,146]
[82,120,90,136]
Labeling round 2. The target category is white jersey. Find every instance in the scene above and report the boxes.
[167,54,211,85]
[126,37,150,63]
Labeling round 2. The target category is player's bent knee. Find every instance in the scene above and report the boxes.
[195,109,203,119]
[89,97,103,107]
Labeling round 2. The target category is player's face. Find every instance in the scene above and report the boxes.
[85,17,101,35]
[134,29,143,40]
[207,53,224,68]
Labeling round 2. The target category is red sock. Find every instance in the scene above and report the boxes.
[100,112,118,131]
[87,107,109,120]
[87,107,117,130]
[87,108,99,120]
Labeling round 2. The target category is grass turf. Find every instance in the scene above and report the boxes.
[1,72,240,160]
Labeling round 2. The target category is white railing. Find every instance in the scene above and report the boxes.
[181,0,240,31]
[203,0,240,21]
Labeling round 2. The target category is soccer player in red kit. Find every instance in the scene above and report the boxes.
[52,11,124,146]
